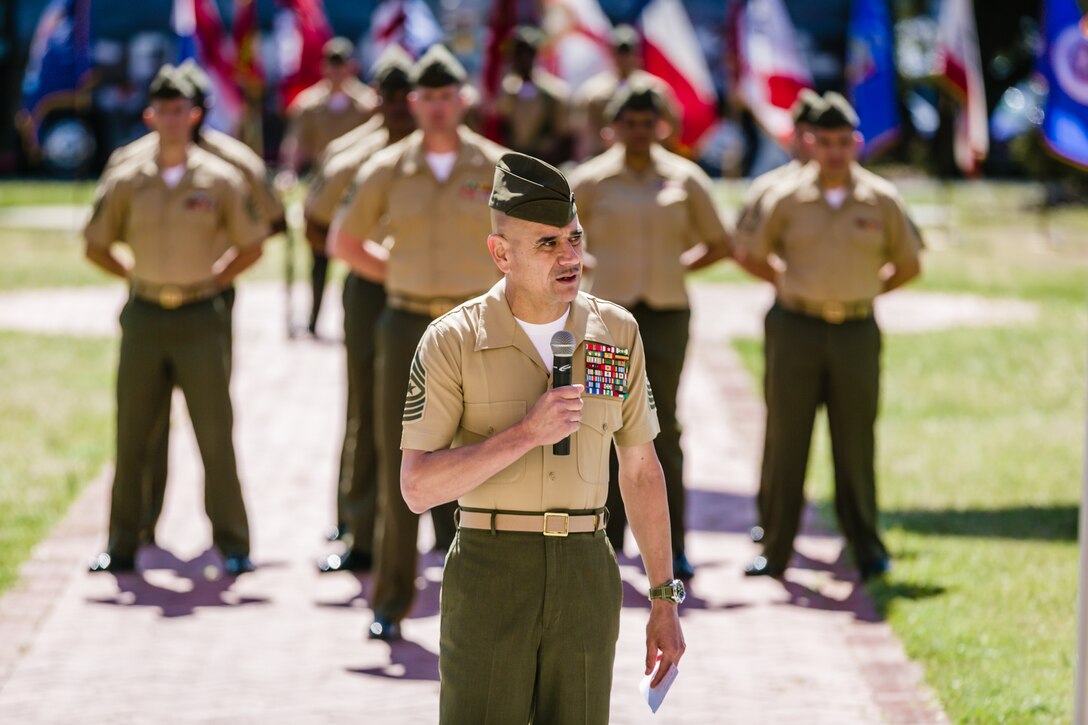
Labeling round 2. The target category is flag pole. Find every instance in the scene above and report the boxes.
[1076,350,1088,723]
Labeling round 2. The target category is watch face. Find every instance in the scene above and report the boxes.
[672,579,687,604]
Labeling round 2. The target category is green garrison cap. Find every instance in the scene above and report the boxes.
[177,59,212,105]
[605,79,665,122]
[148,64,195,101]
[791,89,824,126]
[411,44,467,88]
[323,37,355,64]
[489,152,576,228]
[370,45,414,90]
[814,92,860,130]
[612,24,640,52]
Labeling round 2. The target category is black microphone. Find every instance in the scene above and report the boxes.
[550,330,577,456]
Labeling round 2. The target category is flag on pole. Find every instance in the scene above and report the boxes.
[366,0,442,65]
[638,0,718,150]
[734,0,813,146]
[275,0,334,110]
[232,0,265,152]
[538,0,613,92]
[479,0,520,141]
[934,0,988,174]
[173,0,244,133]
[17,0,93,151]
[847,0,900,158]
[1036,0,1088,170]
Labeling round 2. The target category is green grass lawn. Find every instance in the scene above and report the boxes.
[0,331,116,592]
[732,209,1088,723]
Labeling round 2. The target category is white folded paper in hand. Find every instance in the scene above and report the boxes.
[638,659,679,714]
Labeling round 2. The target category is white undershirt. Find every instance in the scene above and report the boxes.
[514,307,571,370]
[161,164,186,188]
[426,151,457,182]
[824,187,848,209]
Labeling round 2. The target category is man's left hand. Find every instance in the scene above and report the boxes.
[645,602,685,687]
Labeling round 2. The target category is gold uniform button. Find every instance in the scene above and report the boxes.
[548,472,556,481]
[487,426,494,435]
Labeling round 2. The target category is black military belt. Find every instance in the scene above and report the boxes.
[131,279,223,309]
[777,295,874,324]
[456,509,608,537]
[387,292,474,319]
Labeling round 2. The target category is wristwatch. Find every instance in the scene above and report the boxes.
[647,578,686,605]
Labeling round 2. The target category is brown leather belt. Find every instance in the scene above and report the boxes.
[457,509,607,537]
[777,295,873,324]
[131,279,223,309]
[387,292,474,319]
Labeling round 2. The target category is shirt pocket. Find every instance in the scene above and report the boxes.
[576,397,623,484]
[460,400,527,484]
[849,208,884,250]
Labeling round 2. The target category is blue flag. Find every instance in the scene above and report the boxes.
[18,0,93,149]
[1038,0,1088,170]
[173,0,198,64]
[846,0,900,158]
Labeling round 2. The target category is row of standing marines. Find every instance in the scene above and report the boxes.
[81,25,922,724]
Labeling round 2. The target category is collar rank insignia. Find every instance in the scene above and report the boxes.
[585,343,630,399]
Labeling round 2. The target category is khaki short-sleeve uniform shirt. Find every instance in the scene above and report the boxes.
[733,159,803,249]
[285,78,378,165]
[495,70,571,157]
[318,113,386,166]
[85,146,266,286]
[333,126,507,300]
[198,128,284,224]
[103,130,283,228]
[570,144,732,309]
[401,279,660,512]
[305,127,390,228]
[742,162,922,304]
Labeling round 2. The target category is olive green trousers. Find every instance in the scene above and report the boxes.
[109,292,249,559]
[439,525,622,725]
[757,304,888,570]
[335,274,385,553]
[138,288,235,542]
[372,307,458,621]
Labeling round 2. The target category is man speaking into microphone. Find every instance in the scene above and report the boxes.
[399,152,685,724]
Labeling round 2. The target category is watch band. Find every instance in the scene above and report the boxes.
[647,578,686,604]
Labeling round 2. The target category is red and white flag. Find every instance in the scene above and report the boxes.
[538,0,613,91]
[639,0,717,150]
[365,0,442,67]
[934,0,988,174]
[274,0,333,110]
[174,0,245,133]
[734,0,813,145]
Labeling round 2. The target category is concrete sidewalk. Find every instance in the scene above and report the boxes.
[0,281,948,724]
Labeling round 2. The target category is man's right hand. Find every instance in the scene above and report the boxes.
[519,384,584,447]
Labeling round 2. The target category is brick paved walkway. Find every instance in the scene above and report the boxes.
[0,280,956,724]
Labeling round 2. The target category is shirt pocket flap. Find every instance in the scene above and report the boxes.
[576,397,623,483]
[460,400,528,484]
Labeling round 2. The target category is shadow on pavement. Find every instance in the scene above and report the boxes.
[883,505,1077,541]
[346,639,440,682]
[684,487,838,539]
[86,547,270,618]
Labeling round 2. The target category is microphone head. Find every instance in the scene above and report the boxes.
[550,330,576,357]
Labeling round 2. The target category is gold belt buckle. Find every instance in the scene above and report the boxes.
[822,301,845,324]
[159,286,184,309]
[542,512,569,537]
